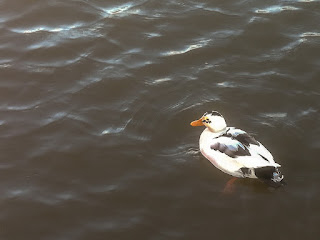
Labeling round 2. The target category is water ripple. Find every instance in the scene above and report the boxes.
[163,39,210,56]
[0,103,40,111]
[301,32,320,37]
[144,32,162,39]
[100,3,141,18]
[10,23,83,34]
[147,77,172,85]
[255,5,300,14]
[101,126,126,136]
[261,112,288,119]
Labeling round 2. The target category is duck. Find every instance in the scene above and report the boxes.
[190,111,285,186]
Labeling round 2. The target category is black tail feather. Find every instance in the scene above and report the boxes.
[255,166,285,188]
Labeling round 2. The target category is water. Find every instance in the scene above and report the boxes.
[0,0,319,239]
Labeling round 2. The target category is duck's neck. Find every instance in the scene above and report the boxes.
[206,116,227,133]
[207,125,227,133]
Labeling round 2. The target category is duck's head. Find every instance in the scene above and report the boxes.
[190,111,227,132]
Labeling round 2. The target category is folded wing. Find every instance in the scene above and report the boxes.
[210,128,279,168]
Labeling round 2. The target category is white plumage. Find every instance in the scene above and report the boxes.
[191,111,284,184]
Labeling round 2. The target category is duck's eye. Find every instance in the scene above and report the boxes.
[202,118,210,123]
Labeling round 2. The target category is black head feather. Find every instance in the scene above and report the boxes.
[204,111,222,117]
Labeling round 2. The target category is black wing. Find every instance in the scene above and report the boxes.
[210,136,251,158]
[210,128,262,158]
[223,128,259,146]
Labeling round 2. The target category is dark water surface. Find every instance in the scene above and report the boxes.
[1,0,320,239]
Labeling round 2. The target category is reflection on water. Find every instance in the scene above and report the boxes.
[255,5,300,14]
[0,0,320,239]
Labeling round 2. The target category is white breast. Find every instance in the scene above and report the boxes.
[199,129,244,177]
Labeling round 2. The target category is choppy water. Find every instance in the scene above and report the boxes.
[0,0,320,239]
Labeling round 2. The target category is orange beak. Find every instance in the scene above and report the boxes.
[190,117,204,127]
